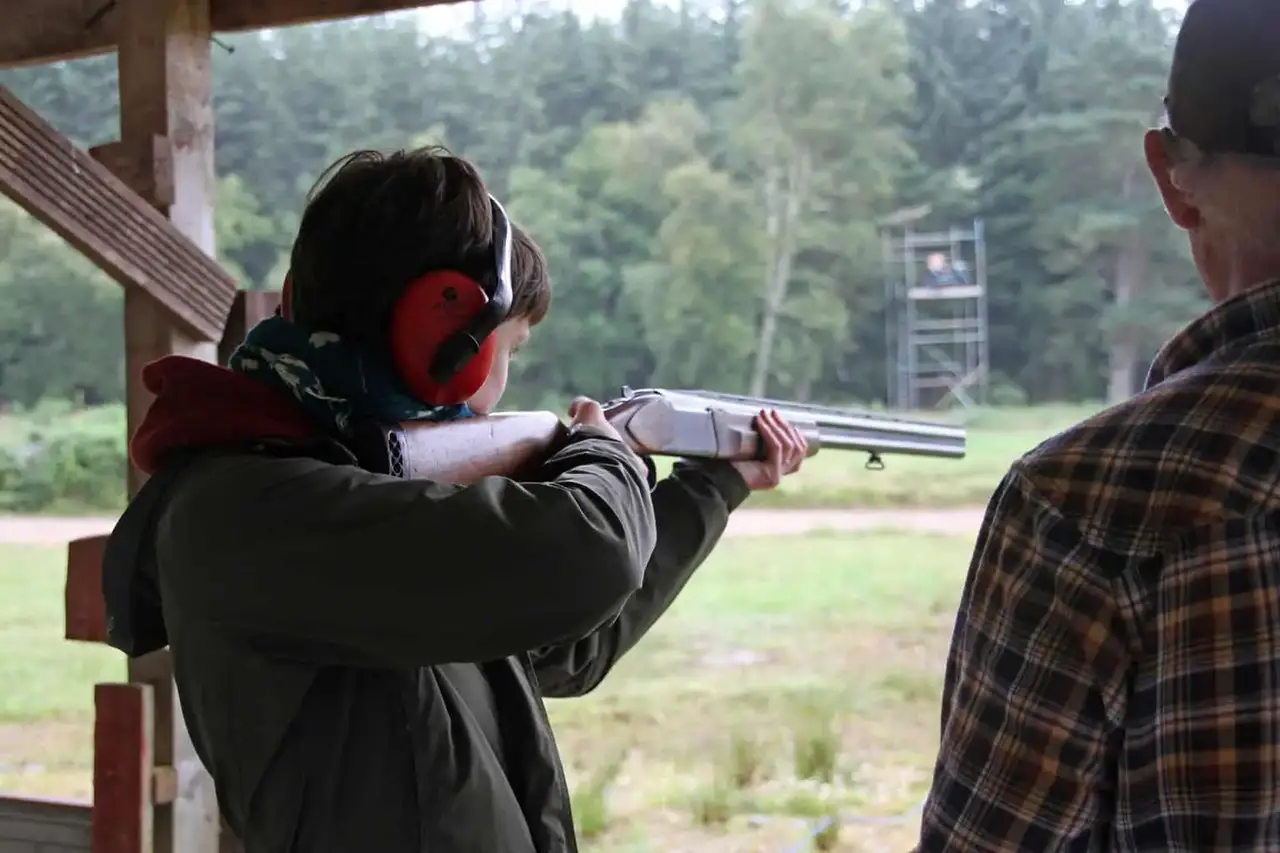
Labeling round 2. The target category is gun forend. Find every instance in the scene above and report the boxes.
[601,388,966,462]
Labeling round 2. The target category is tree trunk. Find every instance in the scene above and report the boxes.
[749,150,809,396]
[1106,231,1148,403]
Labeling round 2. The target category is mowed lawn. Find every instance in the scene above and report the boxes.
[0,532,974,852]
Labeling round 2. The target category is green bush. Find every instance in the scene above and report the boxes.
[0,405,129,513]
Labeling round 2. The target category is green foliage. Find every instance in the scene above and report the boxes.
[0,405,127,513]
[0,0,1199,424]
[0,202,124,409]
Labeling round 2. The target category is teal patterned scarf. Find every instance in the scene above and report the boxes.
[227,314,472,436]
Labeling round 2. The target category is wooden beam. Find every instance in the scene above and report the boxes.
[0,86,235,340]
[215,0,468,30]
[0,0,471,69]
[0,0,100,69]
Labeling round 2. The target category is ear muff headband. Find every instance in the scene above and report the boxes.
[387,195,515,406]
[427,196,513,385]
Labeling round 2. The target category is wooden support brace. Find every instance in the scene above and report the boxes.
[89,139,176,210]
[66,535,110,644]
[93,684,155,853]
[0,86,234,340]
[218,290,282,366]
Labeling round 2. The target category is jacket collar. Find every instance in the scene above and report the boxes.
[1147,279,1280,387]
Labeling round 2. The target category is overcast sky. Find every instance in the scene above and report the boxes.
[406,0,1193,34]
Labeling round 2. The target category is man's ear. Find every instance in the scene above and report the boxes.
[1144,129,1200,230]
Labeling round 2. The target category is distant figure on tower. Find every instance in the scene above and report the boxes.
[924,252,970,288]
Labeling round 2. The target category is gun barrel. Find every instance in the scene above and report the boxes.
[809,421,966,458]
[665,389,966,458]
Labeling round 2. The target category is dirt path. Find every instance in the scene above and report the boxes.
[725,507,982,538]
[0,508,985,546]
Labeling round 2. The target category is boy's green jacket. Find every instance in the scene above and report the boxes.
[103,355,750,852]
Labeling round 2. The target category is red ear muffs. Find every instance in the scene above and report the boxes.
[389,270,497,406]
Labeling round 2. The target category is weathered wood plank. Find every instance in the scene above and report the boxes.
[92,684,155,853]
[0,86,234,340]
[0,795,92,853]
[0,0,471,68]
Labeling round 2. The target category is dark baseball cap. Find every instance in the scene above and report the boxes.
[1166,0,1280,158]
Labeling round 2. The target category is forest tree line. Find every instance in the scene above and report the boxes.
[0,0,1205,411]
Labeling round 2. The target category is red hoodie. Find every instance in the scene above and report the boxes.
[130,355,321,475]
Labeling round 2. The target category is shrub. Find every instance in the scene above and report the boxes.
[813,815,841,851]
[688,783,734,827]
[720,728,771,790]
[790,695,844,785]
[0,405,128,513]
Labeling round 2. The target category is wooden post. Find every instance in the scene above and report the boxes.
[92,685,155,853]
[218,291,282,366]
[92,1,222,852]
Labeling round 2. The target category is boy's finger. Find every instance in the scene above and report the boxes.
[756,410,783,459]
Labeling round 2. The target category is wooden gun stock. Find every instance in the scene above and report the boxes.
[353,411,565,484]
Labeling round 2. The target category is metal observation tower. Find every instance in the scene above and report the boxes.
[881,219,990,411]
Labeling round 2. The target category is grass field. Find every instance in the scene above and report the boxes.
[0,530,971,852]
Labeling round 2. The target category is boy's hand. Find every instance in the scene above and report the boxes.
[568,397,627,445]
[731,409,808,491]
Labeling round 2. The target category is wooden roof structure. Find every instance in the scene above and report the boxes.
[1,0,466,67]
[0,3,471,852]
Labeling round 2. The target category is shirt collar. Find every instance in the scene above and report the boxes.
[1146,279,1280,387]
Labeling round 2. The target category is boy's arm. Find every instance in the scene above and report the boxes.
[157,426,659,668]
[529,459,750,698]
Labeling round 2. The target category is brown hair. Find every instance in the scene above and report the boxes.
[288,146,551,352]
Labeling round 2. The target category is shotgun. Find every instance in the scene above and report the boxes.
[352,387,967,485]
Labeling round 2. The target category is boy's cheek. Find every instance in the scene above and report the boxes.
[467,387,497,414]
[467,361,508,414]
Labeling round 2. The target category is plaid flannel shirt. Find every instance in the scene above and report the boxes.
[918,280,1280,852]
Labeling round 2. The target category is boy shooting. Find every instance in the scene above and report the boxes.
[101,147,807,852]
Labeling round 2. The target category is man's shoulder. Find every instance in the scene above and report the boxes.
[1014,361,1280,554]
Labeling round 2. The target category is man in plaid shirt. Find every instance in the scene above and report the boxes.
[917,0,1280,850]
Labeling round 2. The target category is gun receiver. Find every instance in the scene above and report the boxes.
[602,388,965,467]
[356,388,965,484]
